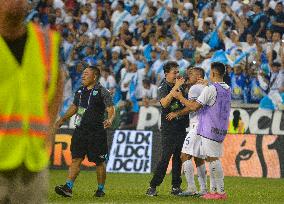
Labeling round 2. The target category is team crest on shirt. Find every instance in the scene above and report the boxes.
[93,90,98,96]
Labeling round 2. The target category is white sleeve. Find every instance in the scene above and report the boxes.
[196,85,216,106]
[188,86,200,100]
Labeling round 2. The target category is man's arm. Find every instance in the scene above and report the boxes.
[172,90,203,111]
[166,103,192,121]
[55,104,78,128]
[104,106,115,128]
[178,95,203,111]
[160,78,184,108]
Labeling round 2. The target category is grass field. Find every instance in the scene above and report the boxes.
[49,170,284,204]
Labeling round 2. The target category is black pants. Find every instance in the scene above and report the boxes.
[150,130,186,188]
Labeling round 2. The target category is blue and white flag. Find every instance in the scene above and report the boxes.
[129,76,139,112]
[208,14,227,49]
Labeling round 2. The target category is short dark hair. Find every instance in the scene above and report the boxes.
[142,78,151,86]
[192,67,205,78]
[272,62,281,67]
[163,61,179,74]
[118,0,124,8]
[88,65,101,78]
[211,62,226,76]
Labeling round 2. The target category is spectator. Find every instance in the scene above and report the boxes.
[100,68,117,95]
[259,62,284,110]
[270,2,284,36]
[119,100,138,130]
[94,19,111,39]
[139,78,158,107]
[111,1,130,36]
[175,49,190,76]
[246,65,265,103]
[24,0,284,117]
[228,110,245,134]
[230,64,247,102]
[120,60,137,101]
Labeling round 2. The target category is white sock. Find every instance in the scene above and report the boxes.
[197,164,207,192]
[183,160,197,192]
[209,163,217,192]
[209,160,225,194]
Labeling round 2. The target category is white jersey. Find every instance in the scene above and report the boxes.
[188,84,206,125]
[196,82,230,106]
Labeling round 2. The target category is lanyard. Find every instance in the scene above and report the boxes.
[78,87,94,110]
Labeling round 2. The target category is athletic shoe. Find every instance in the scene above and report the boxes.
[178,191,199,197]
[202,192,227,200]
[94,189,105,197]
[171,187,183,195]
[146,187,157,196]
[55,184,72,197]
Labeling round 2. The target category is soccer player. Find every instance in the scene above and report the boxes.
[171,62,231,200]
[166,67,209,196]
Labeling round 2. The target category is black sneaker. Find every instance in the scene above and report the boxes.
[55,184,72,197]
[95,189,105,197]
[171,187,183,195]
[146,187,157,196]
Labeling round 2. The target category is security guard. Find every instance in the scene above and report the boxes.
[55,65,115,197]
[0,1,61,203]
[146,61,188,196]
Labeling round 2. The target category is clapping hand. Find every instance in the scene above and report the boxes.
[174,77,185,90]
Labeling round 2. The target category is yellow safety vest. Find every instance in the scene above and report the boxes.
[0,23,60,172]
[228,120,245,134]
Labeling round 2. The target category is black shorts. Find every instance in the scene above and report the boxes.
[71,127,108,164]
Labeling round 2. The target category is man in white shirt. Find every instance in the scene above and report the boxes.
[120,61,137,100]
[94,20,111,39]
[124,4,140,33]
[140,78,158,107]
[99,68,116,95]
[152,50,169,86]
[193,37,211,58]
[111,1,130,35]
[175,49,190,76]
[259,62,284,110]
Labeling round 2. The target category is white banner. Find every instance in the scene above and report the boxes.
[107,130,153,173]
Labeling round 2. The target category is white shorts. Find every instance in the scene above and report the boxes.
[181,123,204,159]
[200,137,223,158]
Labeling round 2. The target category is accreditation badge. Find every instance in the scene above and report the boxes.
[74,106,86,127]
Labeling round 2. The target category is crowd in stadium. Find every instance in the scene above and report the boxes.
[27,0,284,118]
